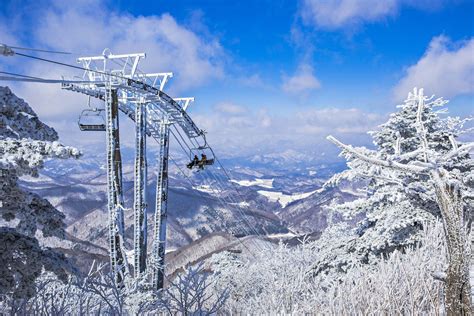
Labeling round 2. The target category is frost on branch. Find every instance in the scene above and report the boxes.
[0,261,229,315]
[0,86,57,140]
[206,222,446,314]
[320,88,473,276]
[325,88,473,314]
[0,86,80,299]
[0,139,80,176]
[1,223,446,314]
[0,228,70,300]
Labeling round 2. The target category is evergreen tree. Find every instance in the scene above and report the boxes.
[0,86,80,299]
[326,88,473,314]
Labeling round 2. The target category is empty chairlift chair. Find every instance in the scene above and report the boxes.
[78,108,106,131]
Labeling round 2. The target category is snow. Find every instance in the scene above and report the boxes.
[2,84,473,314]
[471,262,474,302]
[339,187,365,196]
[126,249,135,266]
[0,86,79,301]
[326,87,474,313]
[231,178,274,189]
[230,201,250,207]
[267,232,297,239]
[193,185,215,194]
[257,188,322,208]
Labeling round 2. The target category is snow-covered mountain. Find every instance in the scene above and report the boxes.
[2,85,358,273]
[18,146,358,258]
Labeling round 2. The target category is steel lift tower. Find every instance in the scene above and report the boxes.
[62,50,202,289]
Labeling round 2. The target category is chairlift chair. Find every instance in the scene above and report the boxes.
[78,108,106,131]
[187,145,215,170]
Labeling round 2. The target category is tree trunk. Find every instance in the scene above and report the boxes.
[432,170,472,315]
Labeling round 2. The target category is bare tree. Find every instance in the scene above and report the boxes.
[154,262,229,315]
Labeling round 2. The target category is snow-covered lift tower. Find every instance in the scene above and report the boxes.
[62,49,203,289]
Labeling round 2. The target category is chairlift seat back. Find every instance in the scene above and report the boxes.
[79,124,106,131]
[78,109,106,132]
[204,159,214,166]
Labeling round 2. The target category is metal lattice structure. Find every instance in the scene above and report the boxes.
[62,49,206,289]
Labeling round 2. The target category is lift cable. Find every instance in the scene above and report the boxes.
[186,134,273,237]
[6,44,72,55]
[195,170,267,252]
[168,129,271,248]
[0,70,45,80]
[168,156,259,257]
[168,129,264,248]
[12,51,133,82]
[0,75,107,85]
[170,124,271,241]
[210,150,272,235]
[195,170,264,251]
[202,168,271,240]
[168,130,264,248]
[6,49,272,252]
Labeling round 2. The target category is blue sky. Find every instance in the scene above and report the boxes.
[1,0,473,156]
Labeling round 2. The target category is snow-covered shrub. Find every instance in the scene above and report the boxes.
[210,221,446,314]
[142,262,229,315]
[0,261,229,315]
[211,240,319,314]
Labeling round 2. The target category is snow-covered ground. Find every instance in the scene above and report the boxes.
[471,265,474,302]
[257,188,322,208]
[231,178,274,189]
[230,201,250,207]
[267,232,297,239]
[193,185,215,194]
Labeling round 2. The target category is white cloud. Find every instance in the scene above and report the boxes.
[238,73,266,88]
[215,102,247,114]
[393,36,474,100]
[295,108,383,134]
[300,0,399,29]
[6,0,225,120]
[282,64,321,94]
[193,103,383,156]
[299,0,448,30]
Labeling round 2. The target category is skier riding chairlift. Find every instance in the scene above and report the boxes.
[187,155,199,169]
[198,154,207,170]
[187,154,214,170]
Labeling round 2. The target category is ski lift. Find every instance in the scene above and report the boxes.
[78,97,106,131]
[78,108,106,131]
[186,145,215,170]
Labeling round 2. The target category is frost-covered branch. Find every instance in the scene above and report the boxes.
[327,135,430,173]
[326,88,473,314]
[0,139,81,176]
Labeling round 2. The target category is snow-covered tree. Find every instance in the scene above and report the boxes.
[326,88,473,314]
[208,221,446,314]
[0,86,80,299]
[0,260,229,315]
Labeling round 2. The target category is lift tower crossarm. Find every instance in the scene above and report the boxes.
[77,51,145,82]
[174,97,195,111]
[125,79,204,138]
[134,72,173,91]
